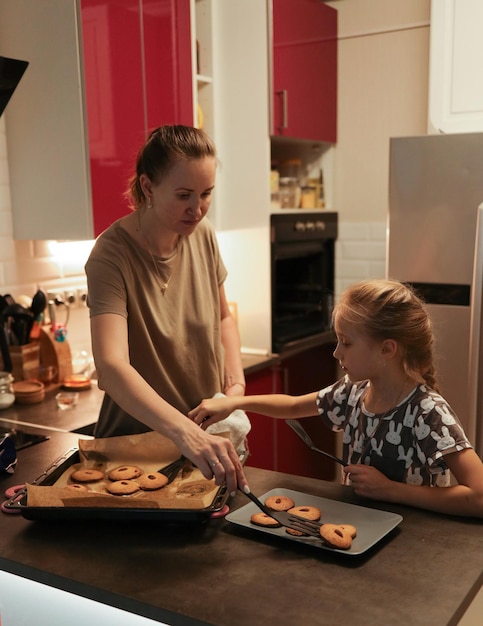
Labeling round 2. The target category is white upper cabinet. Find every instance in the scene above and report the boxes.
[429,0,483,133]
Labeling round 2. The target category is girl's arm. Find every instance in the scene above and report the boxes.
[344,448,483,518]
[189,391,320,427]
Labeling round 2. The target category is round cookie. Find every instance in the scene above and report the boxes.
[264,495,295,511]
[319,524,353,550]
[339,524,357,538]
[136,471,169,491]
[288,505,321,521]
[71,468,105,483]
[106,479,140,496]
[67,483,89,492]
[250,512,282,528]
[108,465,143,481]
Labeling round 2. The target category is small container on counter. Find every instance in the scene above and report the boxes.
[0,371,15,410]
[12,380,45,405]
[56,391,79,410]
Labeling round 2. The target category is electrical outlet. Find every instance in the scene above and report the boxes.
[65,290,77,306]
[47,288,82,308]
[42,281,88,312]
[76,288,88,306]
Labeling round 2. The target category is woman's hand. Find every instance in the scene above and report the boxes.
[343,463,393,499]
[188,396,237,428]
[177,419,247,495]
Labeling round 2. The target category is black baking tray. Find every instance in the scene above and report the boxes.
[3,447,243,522]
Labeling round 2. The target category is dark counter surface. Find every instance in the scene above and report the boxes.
[0,384,104,435]
[1,432,482,626]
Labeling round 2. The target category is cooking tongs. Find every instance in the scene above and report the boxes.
[286,419,347,467]
[240,488,322,537]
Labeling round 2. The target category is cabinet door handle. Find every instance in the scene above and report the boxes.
[276,89,288,131]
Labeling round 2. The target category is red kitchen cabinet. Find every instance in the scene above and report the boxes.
[277,342,339,480]
[244,342,339,480]
[271,0,337,143]
[5,0,193,241]
[244,365,281,471]
[143,0,193,130]
[81,0,193,237]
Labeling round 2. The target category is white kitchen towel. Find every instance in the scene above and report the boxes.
[206,393,251,454]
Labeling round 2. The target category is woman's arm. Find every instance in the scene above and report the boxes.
[218,284,245,397]
[344,448,483,518]
[90,313,247,494]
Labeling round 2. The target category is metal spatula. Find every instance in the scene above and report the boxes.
[158,455,187,483]
[240,487,322,537]
[286,419,347,467]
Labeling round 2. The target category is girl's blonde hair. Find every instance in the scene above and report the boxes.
[126,125,217,210]
[333,279,440,392]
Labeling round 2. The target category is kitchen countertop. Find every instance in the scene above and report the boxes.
[0,354,281,436]
[0,384,104,436]
[241,352,280,375]
[0,432,482,626]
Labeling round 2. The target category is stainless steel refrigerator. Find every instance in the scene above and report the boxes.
[387,133,483,458]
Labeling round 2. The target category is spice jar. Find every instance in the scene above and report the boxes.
[0,372,15,410]
[279,177,300,208]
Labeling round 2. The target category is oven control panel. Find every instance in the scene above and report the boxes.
[271,211,338,242]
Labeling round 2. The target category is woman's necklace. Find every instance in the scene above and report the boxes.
[137,210,179,295]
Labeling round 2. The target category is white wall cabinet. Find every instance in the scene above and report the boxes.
[429,0,483,133]
[207,0,271,232]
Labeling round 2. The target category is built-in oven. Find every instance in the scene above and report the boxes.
[271,211,337,354]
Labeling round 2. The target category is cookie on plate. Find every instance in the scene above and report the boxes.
[264,495,295,511]
[319,524,354,550]
[288,505,321,521]
[250,512,282,528]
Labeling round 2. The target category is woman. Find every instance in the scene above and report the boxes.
[85,125,248,495]
[190,279,483,517]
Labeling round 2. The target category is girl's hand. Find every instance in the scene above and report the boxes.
[188,397,236,428]
[343,463,393,499]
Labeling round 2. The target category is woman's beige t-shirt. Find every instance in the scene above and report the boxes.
[85,217,227,437]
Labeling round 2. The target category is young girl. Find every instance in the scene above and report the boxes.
[190,279,483,518]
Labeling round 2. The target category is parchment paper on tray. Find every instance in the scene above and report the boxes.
[25,431,227,510]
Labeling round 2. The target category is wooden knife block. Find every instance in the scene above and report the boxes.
[39,327,73,383]
[8,341,40,382]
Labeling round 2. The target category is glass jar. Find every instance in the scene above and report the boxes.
[0,372,15,410]
[279,177,300,208]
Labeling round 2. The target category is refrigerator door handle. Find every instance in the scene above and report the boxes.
[468,204,483,457]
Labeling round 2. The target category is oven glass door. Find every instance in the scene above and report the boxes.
[272,239,334,353]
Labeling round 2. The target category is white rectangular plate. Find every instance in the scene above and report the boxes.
[226,488,403,556]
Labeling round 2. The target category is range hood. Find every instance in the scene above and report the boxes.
[0,56,29,117]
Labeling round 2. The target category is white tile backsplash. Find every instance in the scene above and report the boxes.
[335,220,387,296]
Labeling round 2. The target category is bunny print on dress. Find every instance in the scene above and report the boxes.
[316,376,472,486]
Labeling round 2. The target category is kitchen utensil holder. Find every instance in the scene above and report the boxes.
[7,341,40,382]
[38,327,72,383]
